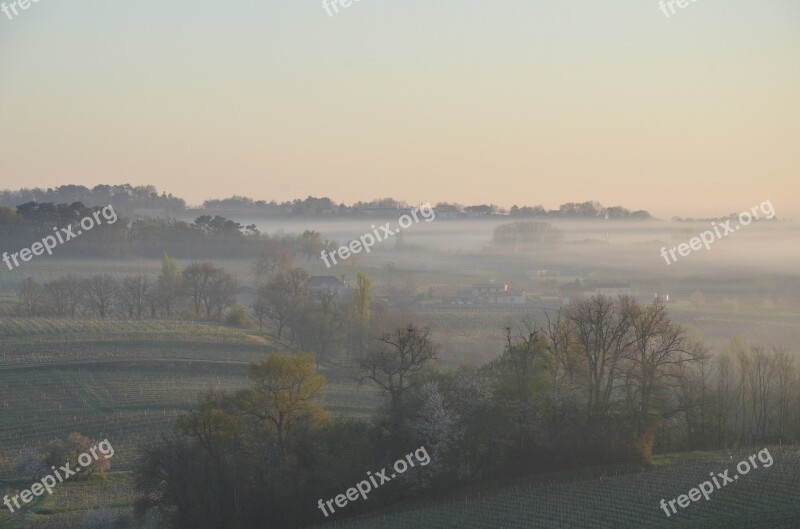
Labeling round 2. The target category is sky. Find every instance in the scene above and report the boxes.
[0,0,798,218]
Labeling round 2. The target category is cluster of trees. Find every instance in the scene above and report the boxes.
[133,339,438,529]
[11,246,379,358]
[0,202,330,259]
[203,197,653,219]
[0,202,128,259]
[14,254,238,321]
[678,340,796,450]
[442,201,651,219]
[253,267,377,365]
[0,185,654,220]
[0,185,185,216]
[132,295,737,529]
[551,201,651,219]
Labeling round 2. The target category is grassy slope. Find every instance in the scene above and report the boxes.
[0,473,135,529]
[4,449,800,529]
[314,447,800,529]
[0,318,380,527]
[0,319,379,476]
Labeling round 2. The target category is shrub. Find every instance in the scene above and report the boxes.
[12,449,48,482]
[44,432,112,481]
[84,508,119,529]
[226,304,251,327]
[628,430,656,465]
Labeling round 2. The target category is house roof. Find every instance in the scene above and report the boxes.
[306,276,344,288]
[559,280,630,294]
[589,282,630,289]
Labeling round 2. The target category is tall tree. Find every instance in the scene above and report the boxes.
[358,325,438,447]
[232,353,328,457]
[624,299,696,434]
[567,295,632,421]
[157,252,183,318]
[349,272,373,360]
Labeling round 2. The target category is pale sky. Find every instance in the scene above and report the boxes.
[1,0,798,218]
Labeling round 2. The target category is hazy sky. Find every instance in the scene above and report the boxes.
[1,0,798,218]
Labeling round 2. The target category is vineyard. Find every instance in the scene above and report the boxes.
[4,312,799,528]
[317,446,800,529]
[0,319,379,477]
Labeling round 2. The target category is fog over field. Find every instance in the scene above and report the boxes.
[2,0,799,528]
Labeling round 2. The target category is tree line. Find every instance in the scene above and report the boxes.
[10,250,377,363]
[0,185,185,216]
[13,254,239,321]
[0,186,652,220]
[129,293,792,529]
[0,201,337,260]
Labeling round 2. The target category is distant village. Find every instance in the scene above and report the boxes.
[274,273,668,314]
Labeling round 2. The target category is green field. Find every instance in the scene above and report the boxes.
[315,447,800,529]
[0,318,380,478]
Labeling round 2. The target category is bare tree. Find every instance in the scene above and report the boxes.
[711,353,737,446]
[61,273,84,318]
[502,324,546,408]
[45,277,71,317]
[732,339,751,440]
[83,274,118,319]
[747,346,775,441]
[262,267,308,340]
[252,284,270,332]
[773,347,794,440]
[294,290,343,366]
[18,277,45,316]
[206,268,236,319]
[118,275,151,319]
[357,325,438,441]
[624,299,697,434]
[567,295,632,420]
[183,262,215,317]
[543,308,583,395]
